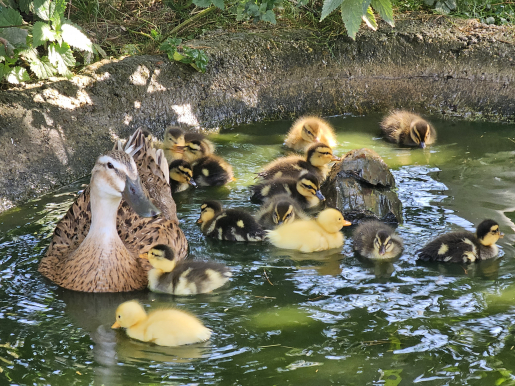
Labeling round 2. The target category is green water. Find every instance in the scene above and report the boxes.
[1,115,515,385]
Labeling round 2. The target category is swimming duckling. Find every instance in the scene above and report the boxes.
[352,220,404,260]
[111,300,211,347]
[139,244,232,295]
[284,116,338,152]
[417,219,504,263]
[250,173,325,209]
[266,208,351,253]
[257,143,340,182]
[197,200,265,242]
[191,155,234,187]
[380,110,436,148]
[161,127,186,164]
[169,159,196,193]
[255,194,310,229]
[182,133,216,164]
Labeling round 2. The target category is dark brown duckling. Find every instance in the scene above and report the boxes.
[169,159,196,193]
[255,194,310,229]
[353,220,403,260]
[380,110,436,148]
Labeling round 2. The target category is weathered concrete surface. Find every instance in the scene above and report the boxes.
[0,16,514,212]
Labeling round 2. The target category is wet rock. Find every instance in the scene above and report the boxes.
[322,148,402,224]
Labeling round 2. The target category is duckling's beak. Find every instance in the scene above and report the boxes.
[331,154,341,162]
[315,190,325,201]
[419,142,426,149]
[123,175,161,217]
[189,178,197,187]
[379,245,386,255]
[196,218,203,224]
[172,145,185,153]
[139,253,149,260]
[111,321,121,329]
[342,220,352,227]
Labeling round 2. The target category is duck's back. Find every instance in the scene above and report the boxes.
[267,220,342,252]
[417,231,479,263]
[204,209,265,241]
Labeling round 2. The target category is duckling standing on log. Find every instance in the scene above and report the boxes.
[169,159,196,193]
[352,220,403,260]
[139,244,232,295]
[197,200,265,242]
[284,116,337,152]
[255,194,310,229]
[417,219,504,263]
[380,110,436,148]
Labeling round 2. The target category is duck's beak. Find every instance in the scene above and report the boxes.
[189,178,197,187]
[379,245,386,255]
[172,145,185,154]
[123,175,161,217]
[342,220,352,227]
[196,218,203,224]
[331,154,341,162]
[111,321,121,329]
[419,142,426,149]
[139,253,149,260]
[315,190,325,201]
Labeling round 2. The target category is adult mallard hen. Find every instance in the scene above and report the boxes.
[39,129,188,292]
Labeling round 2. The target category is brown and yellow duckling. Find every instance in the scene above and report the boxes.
[169,159,196,193]
[197,200,265,242]
[111,300,211,347]
[255,194,310,230]
[266,208,351,253]
[182,133,216,164]
[139,244,232,295]
[161,127,186,164]
[250,173,325,209]
[352,220,404,260]
[257,143,340,183]
[417,219,504,263]
[380,110,436,148]
[284,116,338,152]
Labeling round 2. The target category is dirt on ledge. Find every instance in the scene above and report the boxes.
[0,16,514,213]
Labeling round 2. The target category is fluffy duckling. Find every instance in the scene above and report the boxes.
[197,200,265,242]
[111,300,211,347]
[139,244,232,295]
[266,208,351,253]
[352,220,404,260]
[257,143,340,182]
[255,194,310,229]
[417,219,504,263]
[161,127,186,164]
[182,133,216,164]
[191,155,234,187]
[380,110,436,148]
[250,173,325,209]
[284,116,338,152]
[169,159,196,193]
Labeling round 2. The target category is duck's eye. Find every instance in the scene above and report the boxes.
[107,162,114,169]
[118,315,121,319]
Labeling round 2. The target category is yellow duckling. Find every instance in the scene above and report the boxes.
[139,244,232,295]
[182,133,216,164]
[161,127,186,164]
[169,159,196,193]
[266,208,352,253]
[111,300,211,347]
[255,194,310,229]
[352,220,404,260]
[284,116,337,152]
[257,143,340,182]
[417,219,504,263]
[380,110,436,148]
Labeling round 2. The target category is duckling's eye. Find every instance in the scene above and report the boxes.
[118,315,121,319]
[107,162,114,169]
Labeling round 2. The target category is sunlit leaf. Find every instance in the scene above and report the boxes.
[62,23,93,52]
[48,42,75,77]
[363,5,377,30]
[340,0,363,40]
[320,0,343,21]
[29,55,57,79]
[33,0,52,21]
[32,21,56,47]
[371,0,394,27]
[0,7,23,27]
[6,66,30,83]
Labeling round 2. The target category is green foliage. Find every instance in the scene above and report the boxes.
[160,37,209,73]
[424,0,456,14]
[0,0,98,84]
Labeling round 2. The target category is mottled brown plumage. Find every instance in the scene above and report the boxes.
[380,110,436,148]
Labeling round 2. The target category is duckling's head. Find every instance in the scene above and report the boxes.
[296,173,325,201]
[477,219,504,246]
[169,159,196,187]
[197,200,223,225]
[272,199,297,226]
[300,118,322,143]
[373,230,398,257]
[409,120,432,149]
[92,151,160,217]
[316,208,352,233]
[183,134,210,163]
[163,127,186,155]
[111,300,147,329]
[139,244,177,272]
[306,143,340,167]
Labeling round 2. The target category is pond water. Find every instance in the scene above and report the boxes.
[1,115,515,385]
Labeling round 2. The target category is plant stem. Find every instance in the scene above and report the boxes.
[161,6,218,43]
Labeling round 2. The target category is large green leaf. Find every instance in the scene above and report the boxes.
[18,0,33,13]
[0,7,23,26]
[340,0,363,40]
[62,23,93,52]
[192,0,212,7]
[48,42,75,77]
[6,66,30,83]
[320,0,343,21]
[371,0,394,27]
[29,55,57,78]
[211,0,224,10]
[0,27,28,47]
[261,9,276,24]
[362,5,377,30]
[0,63,8,80]
[32,21,56,47]
[34,0,65,23]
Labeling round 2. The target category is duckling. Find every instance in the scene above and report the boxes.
[417,219,504,263]
[250,173,325,209]
[284,116,337,152]
[255,194,310,229]
[380,110,436,148]
[352,220,404,260]
[191,155,234,187]
[182,133,216,164]
[169,159,196,193]
[257,143,340,182]
[197,200,265,242]
[111,300,211,347]
[161,127,186,164]
[139,244,232,295]
[266,208,351,253]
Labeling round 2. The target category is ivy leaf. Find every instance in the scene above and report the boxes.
[320,0,344,21]
[6,66,30,83]
[0,27,28,48]
[340,0,363,40]
[371,0,394,27]
[48,42,75,77]
[211,0,224,10]
[32,21,56,47]
[0,7,23,27]
[362,5,377,30]
[261,10,276,24]
[192,0,212,7]
[62,23,93,52]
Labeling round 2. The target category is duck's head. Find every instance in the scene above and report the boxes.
[316,208,352,233]
[296,173,325,201]
[409,120,432,149]
[477,219,504,246]
[272,199,297,226]
[300,118,322,143]
[91,151,160,217]
[169,159,196,187]
[306,143,340,167]
[111,300,147,329]
[373,229,398,257]
[139,244,177,272]
[163,127,186,155]
[197,200,223,225]
[183,134,211,163]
